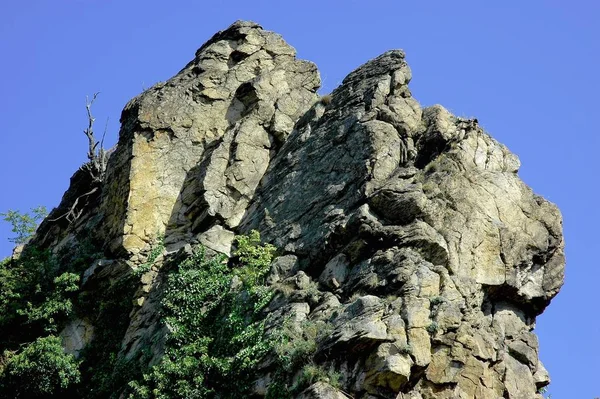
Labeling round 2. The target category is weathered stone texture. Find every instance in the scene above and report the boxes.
[34,20,563,399]
[100,20,319,256]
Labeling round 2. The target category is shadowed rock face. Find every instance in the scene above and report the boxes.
[35,21,563,399]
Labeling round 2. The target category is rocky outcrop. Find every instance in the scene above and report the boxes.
[100,20,319,257]
[32,21,563,398]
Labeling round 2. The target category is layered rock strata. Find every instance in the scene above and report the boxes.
[33,21,564,399]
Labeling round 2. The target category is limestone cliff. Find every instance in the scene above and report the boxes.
[29,21,564,398]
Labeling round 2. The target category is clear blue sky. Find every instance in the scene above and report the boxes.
[0,1,598,396]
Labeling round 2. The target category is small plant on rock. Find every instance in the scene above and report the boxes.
[133,236,165,277]
[429,295,445,307]
[397,343,413,355]
[293,363,341,391]
[426,321,439,335]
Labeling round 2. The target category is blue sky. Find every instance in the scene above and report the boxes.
[0,1,598,396]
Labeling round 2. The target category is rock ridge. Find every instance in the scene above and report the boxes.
[29,20,564,399]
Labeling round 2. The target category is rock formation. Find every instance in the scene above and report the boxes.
[29,21,564,398]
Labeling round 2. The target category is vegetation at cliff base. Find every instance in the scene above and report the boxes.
[0,248,80,345]
[0,208,333,399]
[128,231,276,398]
[0,210,101,398]
[0,246,82,398]
[0,335,80,397]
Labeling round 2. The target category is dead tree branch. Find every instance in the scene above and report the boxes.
[48,187,99,224]
[51,94,110,225]
[81,92,108,183]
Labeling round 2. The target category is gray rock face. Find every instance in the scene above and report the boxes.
[99,20,320,256]
[59,318,94,358]
[34,20,563,399]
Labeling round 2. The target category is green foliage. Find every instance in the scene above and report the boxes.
[272,319,329,372]
[265,318,334,397]
[128,231,276,399]
[295,364,341,391]
[133,237,165,277]
[266,362,341,398]
[0,207,86,344]
[429,295,445,306]
[426,321,439,335]
[0,213,110,397]
[18,272,80,333]
[0,335,80,397]
[0,243,85,397]
[0,247,78,344]
[0,227,336,398]
[233,230,276,287]
[1,206,47,244]
[398,343,413,355]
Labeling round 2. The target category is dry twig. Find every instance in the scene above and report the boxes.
[82,92,108,182]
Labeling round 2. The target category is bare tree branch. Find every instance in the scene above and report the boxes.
[46,94,110,226]
[84,92,99,163]
[47,187,99,223]
[81,92,108,183]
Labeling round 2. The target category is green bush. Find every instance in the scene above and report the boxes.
[0,247,78,344]
[1,206,47,244]
[0,335,80,397]
[128,231,276,399]
[0,210,101,346]
[0,226,337,398]
[294,364,341,391]
[233,230,276,287]
[266,318,334,397]
[429,295,445,307]
[133,237,165,277]
[18,272,80,334]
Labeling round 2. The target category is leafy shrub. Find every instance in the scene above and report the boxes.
[0,247,78,344]
[272,319,332,373]
[0,335,80,397]
[294,364,341,391]
[0,211,114,398]
[18,271,80,333]
[233,230,276,287]
[133,237,165,278]
[128,231,276,399]
[429,296,445,306]
[1,206,47,244]
[266,318,334,397]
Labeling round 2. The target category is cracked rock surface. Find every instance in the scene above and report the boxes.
[32,21,564,399]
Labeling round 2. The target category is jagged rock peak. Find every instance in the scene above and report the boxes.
[28,21,563,399]
[95,20,321,256]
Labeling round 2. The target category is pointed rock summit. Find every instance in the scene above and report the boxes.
[30,21,564,398]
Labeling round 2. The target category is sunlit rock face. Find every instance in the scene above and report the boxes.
[34,20,563,399]
[98,20,320,256]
